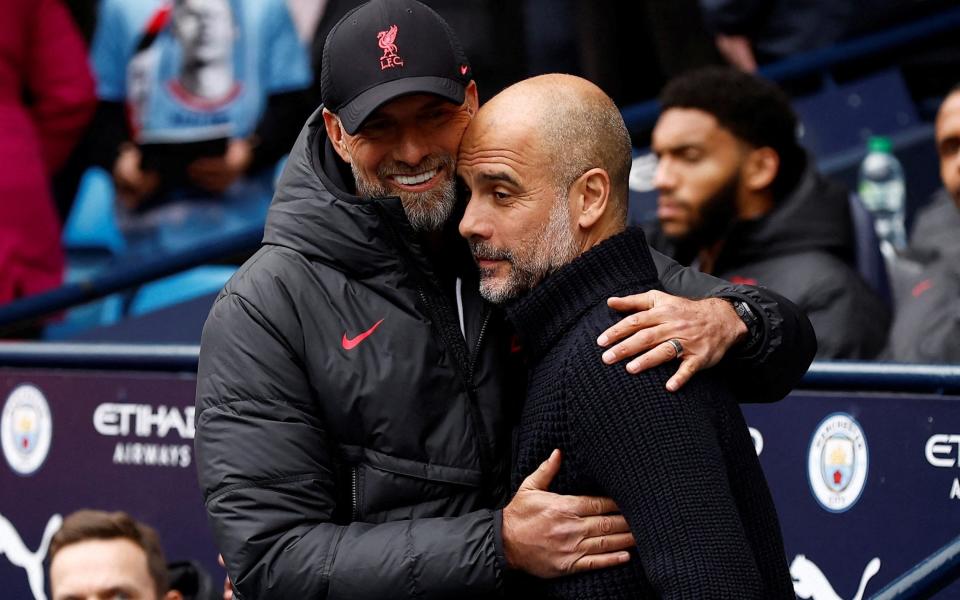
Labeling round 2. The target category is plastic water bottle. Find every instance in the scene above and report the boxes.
[858,136,907,256]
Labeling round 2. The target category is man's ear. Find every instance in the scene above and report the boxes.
[570,168,612,230]
[163,590,184,600]
[464,80,479,117]
[322,109,352,163]
[743,146,779,192]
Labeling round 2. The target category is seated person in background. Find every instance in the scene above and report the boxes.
[699,0,937,72]
[905,86,960,266]
[885,86,960,363]
[49,509,184,600]
[458,73,796,599]
[647,66,890,359]
[88,0,312,253]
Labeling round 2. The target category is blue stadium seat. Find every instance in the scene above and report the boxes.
[42,289,126,340]
[45,168,129,339]
[127,266,236,317]
[793,69,919,159]
[62,167,126,256]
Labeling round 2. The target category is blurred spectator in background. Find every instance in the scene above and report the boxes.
[49,510,184,600]
[286,0,327,42]
[573,0,722,107]
[907,88,960,264]
[700,0,957,72]
[885,86,960,363]
[699,0,856,71]
[647,67,890,359]
[0,0,94,318]
[89,0,312,255]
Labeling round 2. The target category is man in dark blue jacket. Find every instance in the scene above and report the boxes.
[458,72,795,600]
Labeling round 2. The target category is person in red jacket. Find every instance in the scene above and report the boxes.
[0,0,95,319]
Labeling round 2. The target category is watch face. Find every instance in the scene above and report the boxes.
[732,300,761,350]
[735,301,755,322]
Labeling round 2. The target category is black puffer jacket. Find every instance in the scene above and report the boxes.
[650,164,890,359]
[195,108,815,599]
[196,110,520,598]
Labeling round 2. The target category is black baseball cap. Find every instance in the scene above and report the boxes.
[321,0,472,135]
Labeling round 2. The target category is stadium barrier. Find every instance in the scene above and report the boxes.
[0,224,262,337]
[0,348,957,599]
[869,534,960,600]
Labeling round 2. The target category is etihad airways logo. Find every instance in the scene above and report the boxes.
[93,403,193,469]
[925,434,960,499]
[94,403,193,438]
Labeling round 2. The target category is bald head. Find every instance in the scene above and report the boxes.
[936,86,960,206]
[458,75,633,302]
[470,74,633,222]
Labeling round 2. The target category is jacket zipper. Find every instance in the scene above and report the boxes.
[351,466,359,521]
[376,202,495,475]
[468,305,492,379]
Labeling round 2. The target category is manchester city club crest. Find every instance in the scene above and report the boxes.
[808,413,868,512]
[1,385,53,476]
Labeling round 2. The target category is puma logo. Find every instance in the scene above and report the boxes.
[0,512,63,600]
[791,554,881,600]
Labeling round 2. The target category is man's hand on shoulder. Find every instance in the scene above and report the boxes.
[596,291,747,392]
[501,449,633,578]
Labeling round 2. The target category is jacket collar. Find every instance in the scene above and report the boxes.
[505,228,660,363]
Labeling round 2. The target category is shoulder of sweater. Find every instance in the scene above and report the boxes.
[553,304,677,399]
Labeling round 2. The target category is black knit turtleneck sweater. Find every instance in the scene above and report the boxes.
[505,228,794,599]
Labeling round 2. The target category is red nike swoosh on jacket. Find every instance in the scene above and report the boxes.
[342,319,385,350]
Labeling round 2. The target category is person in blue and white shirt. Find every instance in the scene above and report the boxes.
[89,0,313,252]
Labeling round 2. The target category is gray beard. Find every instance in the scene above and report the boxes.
[473,190,581,304]
[351,161,457,233]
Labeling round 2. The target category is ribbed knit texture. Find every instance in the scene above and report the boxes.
[505,228,794,599]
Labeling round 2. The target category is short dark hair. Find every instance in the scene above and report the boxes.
[49,510,169,597]
[660,66,805,197]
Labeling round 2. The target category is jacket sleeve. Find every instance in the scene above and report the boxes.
[800,266,890,360]
[24,0,96,173]
[564,340,769,599]
[651,249,817,403]
[196,290,504,599]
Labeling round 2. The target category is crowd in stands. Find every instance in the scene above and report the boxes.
[87,0,312,255]
[0,0,957,365]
